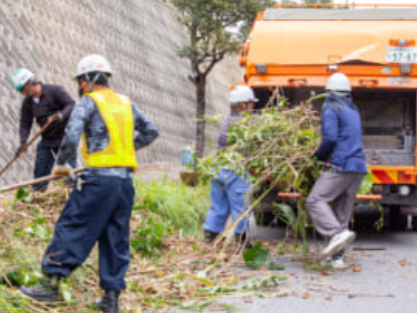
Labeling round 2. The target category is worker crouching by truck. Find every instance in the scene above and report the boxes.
[203,85,256,249]
[19,55,159,313]
[306,73,367,269]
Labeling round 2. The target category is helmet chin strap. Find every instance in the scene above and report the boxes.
[87,73,102,92]
[79,73,106,97]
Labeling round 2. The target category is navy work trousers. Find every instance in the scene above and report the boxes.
[42,175,135,291]
[33,141,77,191]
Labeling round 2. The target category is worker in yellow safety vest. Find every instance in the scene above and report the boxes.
[20,54,159,313]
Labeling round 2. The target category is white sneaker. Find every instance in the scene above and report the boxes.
[321,230,356,259]
[330,256,347,270]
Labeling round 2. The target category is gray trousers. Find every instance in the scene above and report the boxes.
[306,172,365,237]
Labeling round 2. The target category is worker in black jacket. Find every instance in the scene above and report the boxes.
[11,68,76,191]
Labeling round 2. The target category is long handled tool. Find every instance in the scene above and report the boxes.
[0,112,60,178]
[0,167,84,193]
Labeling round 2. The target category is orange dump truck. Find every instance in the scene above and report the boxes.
[240,4,417,229]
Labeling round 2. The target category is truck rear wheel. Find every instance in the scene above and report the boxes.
[253,185,280,227]
[254,210,275,227]
[412,216,417,231]
[388,206,408,231]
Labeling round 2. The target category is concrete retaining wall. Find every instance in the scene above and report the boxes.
[0,0,240,184]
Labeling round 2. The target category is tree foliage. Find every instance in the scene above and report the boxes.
[170,0,275,158]
[281,0,332,5]
[172,0,275,79]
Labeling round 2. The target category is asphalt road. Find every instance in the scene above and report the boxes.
[177,219,417,313]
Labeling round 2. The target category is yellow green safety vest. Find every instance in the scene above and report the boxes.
[82,89,138,170]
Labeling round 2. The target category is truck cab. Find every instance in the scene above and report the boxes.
[240,4,417,229]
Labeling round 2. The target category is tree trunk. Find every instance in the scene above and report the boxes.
[195,76,207,160]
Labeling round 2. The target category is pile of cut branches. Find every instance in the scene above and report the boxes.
[199,96,322,187]
[198,94,325,252]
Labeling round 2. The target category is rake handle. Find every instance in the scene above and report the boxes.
[0,113,60,178]
[0,168,84,193]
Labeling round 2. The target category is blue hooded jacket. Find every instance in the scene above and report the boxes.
[316,93,367,173]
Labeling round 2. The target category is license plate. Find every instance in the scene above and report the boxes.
[386,46,417,63]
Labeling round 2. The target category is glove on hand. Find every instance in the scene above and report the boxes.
[47,112,63,124]
[52,163,74,179]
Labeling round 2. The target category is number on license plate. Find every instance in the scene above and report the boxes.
[386,47,417,63]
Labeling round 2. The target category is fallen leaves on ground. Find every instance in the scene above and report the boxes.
[0,186,290,313]
[398,259,409,266]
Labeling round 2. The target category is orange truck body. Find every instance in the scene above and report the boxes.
[240,4,417,191]
[240,4,417,226]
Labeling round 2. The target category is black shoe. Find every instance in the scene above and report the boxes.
[235,233,252,249]
[93,290,120,313]
[20,275,61,302]
[204,230,219,244]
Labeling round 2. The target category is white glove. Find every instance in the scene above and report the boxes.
[52,163,74,180]
[48,112,63,124]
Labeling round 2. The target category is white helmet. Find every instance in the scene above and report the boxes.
[74,54,112,79]
[11,68,35,91]
[229,85,258,106]
[326,73,352,92]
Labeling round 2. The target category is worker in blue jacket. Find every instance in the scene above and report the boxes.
[204,85,257,249]
[306,73,367,269]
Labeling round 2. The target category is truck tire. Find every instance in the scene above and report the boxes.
[412,216,417,231]
[254,210,275,227]
[352,214,385,234]
[253,185,280,227]
[388,206,408,231]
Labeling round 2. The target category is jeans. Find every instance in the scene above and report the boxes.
[204,169,251,235]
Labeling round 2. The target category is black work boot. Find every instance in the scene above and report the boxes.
[93,290,120,313]
[204,230,219,244]
[20,274,61,302]
[235,233,252,249]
